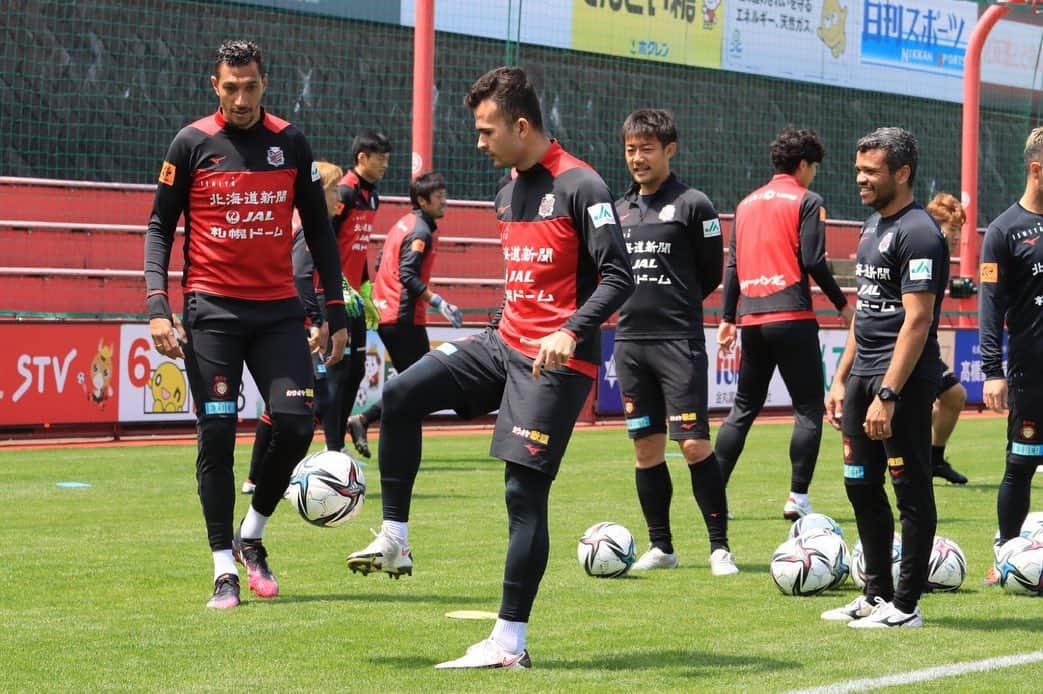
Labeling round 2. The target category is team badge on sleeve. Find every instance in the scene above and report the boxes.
[658,204,675,222]
[702,218,722,238]
[267,146,285,167]
[980,262,998,283]
[158,161,176,186]
[587,202,615,228]
[538,194,555,218]
[410,239,426,253]
[909,258,933,281]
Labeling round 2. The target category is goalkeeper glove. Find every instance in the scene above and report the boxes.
[340,275,364,320]
[429,293,463,328]
[359,280,380,330]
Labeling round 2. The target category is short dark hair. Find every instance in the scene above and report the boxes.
[621,109,677,147]
[856,127,918,185]
[464,66,543,131]
[214,39,264,76]
[410,171,447,208]
[352,130,392,165]
[770,126,824,174]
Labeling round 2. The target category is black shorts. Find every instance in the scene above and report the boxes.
[613,338,709,440]
[378,322,431,374]
[841,375,934,486]
[427,329,592,478]
[938,359,960,396]
[182,292,314,418]
[1008,378,1043,464]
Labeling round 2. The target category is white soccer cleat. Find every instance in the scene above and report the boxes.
[821,594,880,622]
[632,546,680,571]
[782,495,814,521]
[434,638,531,670]
[240,479,255,494]
[847,600,923,629]
[710,548,740,576]
[346,529,413,579]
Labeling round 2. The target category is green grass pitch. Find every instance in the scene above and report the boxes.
[2,416,1042,692]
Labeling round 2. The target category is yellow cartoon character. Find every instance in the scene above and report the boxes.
[149,361,187,412]
[80,339,115,408]
[817,0,848,58]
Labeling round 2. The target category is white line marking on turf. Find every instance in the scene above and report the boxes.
[784,650,1043,694]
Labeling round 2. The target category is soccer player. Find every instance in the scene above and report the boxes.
[924,193,969,485]
[822,128,948,628]
[244,161,350,495]
[323,130,390,455]
[979,127,1043,585]
[345,172,463,458]
[144,40,348,609]
[715,127,853,520]
[346,66,633,669]
[611,108,735,575]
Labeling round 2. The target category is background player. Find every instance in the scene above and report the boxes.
[346,172,463,458]
[924,192,969,485]
[822,128,948,628]
[144,40,347,608]
[979,127,1043,585]
[346,66,633,669]
[715,127,852,520]
[611,108,735,575]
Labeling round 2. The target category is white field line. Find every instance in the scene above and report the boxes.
[783,649,1043,694]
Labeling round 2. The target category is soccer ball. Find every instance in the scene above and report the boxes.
[284,450,366,527]
[577,522,636,578]
[851,533,902,590]
[788,512,843,540]
[998,537,1043,595]
[770,528,849,596]
[1021,512,1043,538]
[924,536,966,592]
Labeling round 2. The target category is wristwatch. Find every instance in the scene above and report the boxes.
[877,386,900,402]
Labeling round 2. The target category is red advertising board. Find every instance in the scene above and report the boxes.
[0,323,121,425]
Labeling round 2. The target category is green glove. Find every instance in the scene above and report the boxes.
[360,280,380,330]
[341,275,364,320]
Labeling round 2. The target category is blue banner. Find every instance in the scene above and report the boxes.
[596,327,623,416]
[952,329,1007,404]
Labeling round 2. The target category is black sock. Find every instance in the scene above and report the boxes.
[635,463,673,554]
[931,445,945,467]
[998,460,1035,541]
[689,452,729,553]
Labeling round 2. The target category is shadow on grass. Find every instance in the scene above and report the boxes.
[931,615,1043,632]
[268,592,489,606]
[371,649,800,674]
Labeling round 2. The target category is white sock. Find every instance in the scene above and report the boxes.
[240,505,270,540]
[381,520,408,548]
[789,491,809,504]
[491,619,527,653]
[213,550,237,580]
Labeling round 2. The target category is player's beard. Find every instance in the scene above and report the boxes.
[866,180,897,211]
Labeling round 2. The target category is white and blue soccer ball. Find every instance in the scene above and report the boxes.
[770,528,849,596]
[851,533,902,590]
[577,522,636,578]
[998,536,1043,595]
[924,536,967,592]
[284,450,366,528]
[1021,512,1043,539]
[788,513,843,540]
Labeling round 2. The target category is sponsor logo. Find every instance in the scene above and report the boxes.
[410,239,426,253]
[659,204,676,222]
[538,194,555,218]
[524,444,544,456]
[878,232,894,253]
[267,146,285,167]
[285,388,314,398]
[909,258,933,281]
[625,415,651,430]
[212,377,229,397]
[739,274,786,291]
[668,412,697,422]
[980,262,998,283]
[715,344,741,386]
[158,161,176,186]
[1021,420,1036,441]
[225,210,241,224]
[587,202,615,228]
[511,425,549,446]
[1024,236,1040,246]
[204,401,236,415]
[1012,442,1043,457]
[702,218,721,238]
[497,203,511,215]
[603,354,617,388]
[310,162,320,181]
[887,455,905,478]
[843,463,864,479]
[436,342,458,356]
[209,156,226,166]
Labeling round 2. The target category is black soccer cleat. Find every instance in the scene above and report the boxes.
[206,573,241,609]
[233,527,279,598]
[933,461,968,485]
[347,414,371,459]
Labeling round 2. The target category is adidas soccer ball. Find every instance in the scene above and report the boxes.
[998,537,1043,595]
[577,522,636,578]
[924,536,966,592]
[1021,512,1043,538]
[284,450,366,528]
[851,533,901,590]
[770,528,849,596]
[788,512,843,540]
